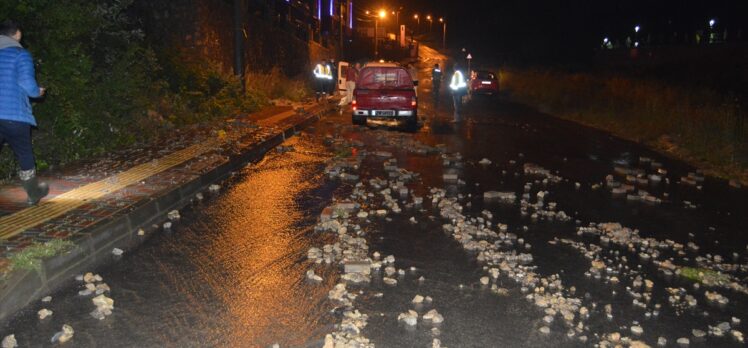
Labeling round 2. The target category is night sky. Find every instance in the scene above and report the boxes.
[358,0,748,66]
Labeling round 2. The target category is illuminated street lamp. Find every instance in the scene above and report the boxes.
[634,25,640,33]
[427,15,433,33]
[413,14,420,34]
[709,18,716,28]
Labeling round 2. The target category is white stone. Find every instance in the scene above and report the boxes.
[397,310,418,326]
[51,324,74,344]
[423,309,444,324]
[539,326,551,334]
[731,330,744,343]
[38,308,53,320]
[41,296,52,302]
[480,276,490,285]
[167,210,180,221]
[631,325,644,336]
[112,248,124,256]
[412,295,424,304]
[1,335,17,348]
[383,277,397,286]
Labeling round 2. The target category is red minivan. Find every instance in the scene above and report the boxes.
[352,63,417,130]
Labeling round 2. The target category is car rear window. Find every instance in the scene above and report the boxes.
[357,67,413,90]
[476,71,496,80]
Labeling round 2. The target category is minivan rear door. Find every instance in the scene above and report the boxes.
[338,61,349,93]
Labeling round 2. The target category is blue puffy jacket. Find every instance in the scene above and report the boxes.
[0,35,41,126]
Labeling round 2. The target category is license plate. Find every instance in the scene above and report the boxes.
[374,110,395,116]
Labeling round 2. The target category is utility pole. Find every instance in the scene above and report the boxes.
[374,18,378,57]
[340,0,344,59]
[233,0,245,91]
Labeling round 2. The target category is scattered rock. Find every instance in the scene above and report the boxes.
[397,310,418,326]
[1,335,17,348]
[423,309,444,324]
[167,209,180,221]
[50,324,74,344]
[38,308,53,320]
[112,247,124,256]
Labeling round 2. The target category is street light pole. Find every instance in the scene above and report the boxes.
[374,18,378,57]
[440,18,446,49]
[427,15,432,33]
[233,0,245,91]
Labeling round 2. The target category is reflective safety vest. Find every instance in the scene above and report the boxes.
[431,68,442,83]
[449,70,467,91]
[313,63,333,80]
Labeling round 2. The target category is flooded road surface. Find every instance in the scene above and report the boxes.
[3,48,748,347]
[2,136,339,347]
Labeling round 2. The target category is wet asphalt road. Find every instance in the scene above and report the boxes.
[3,48,748,347]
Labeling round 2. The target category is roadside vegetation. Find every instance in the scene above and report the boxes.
[7,239,74,273]
[502,68,748,183]
[0,0,310,181]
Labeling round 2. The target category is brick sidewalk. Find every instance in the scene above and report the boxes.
[0,102,329,274]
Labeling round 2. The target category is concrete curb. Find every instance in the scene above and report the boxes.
[0,104,333,323]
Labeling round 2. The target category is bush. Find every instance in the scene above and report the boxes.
[0,0,285,180]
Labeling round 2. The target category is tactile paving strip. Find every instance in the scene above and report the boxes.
[0,138,221,239]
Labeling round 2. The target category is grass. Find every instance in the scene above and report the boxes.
[245,68,311,103]
[334,146,353,159]
[8,240,75,272]
[501,68,748,183]
[678,266,731,285]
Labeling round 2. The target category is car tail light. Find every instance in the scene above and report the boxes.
[410,96,417,107]
[481,81,492,85]
[352,98,357,111]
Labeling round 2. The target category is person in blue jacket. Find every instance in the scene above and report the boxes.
[0,20,48,205]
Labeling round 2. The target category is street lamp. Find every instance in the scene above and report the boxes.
[413,14,420,34]
[634,25,640,33]
[439,17,446,49]
[709,18,716,28]
[427,15,433,33]
[374,9,387,57]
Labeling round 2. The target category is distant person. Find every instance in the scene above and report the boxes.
[313,59,331,101]
[339,62,360,106]
[328,59,337,95]
[407,63,418,96]
[431,63,442,105]
[449,63,467,122]
[0,20,48,205]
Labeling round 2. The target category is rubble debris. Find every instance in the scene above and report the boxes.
[38,308,53,320]
[50,325,74,344]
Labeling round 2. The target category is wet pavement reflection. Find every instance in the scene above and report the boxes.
[2,136,338,347]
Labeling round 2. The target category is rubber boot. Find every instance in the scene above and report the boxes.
[21,173,49,205]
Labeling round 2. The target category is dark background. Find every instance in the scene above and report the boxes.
[358,0,748,67]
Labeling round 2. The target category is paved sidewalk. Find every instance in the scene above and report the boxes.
[0,102,330,273]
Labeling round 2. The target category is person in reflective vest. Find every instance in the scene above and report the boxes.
[431,63,442,105]
[449,63,467,121]
[313,60,332,101]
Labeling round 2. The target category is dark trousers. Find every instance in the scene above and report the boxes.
[0,120,35,171]
[315,79,326,100]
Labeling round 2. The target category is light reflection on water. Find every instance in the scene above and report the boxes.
[1,137,336,348]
